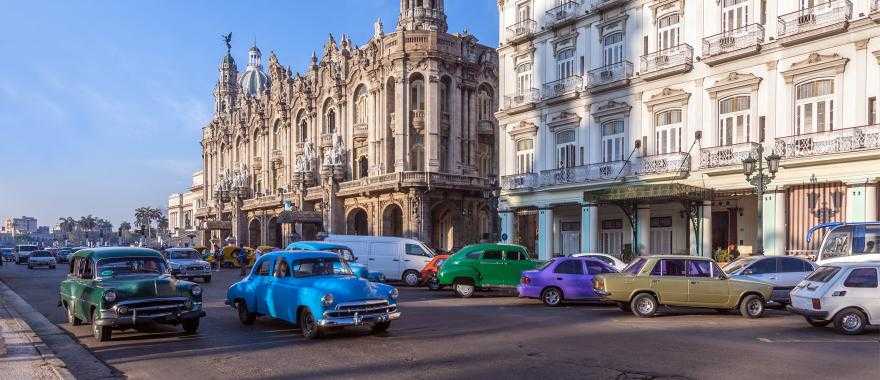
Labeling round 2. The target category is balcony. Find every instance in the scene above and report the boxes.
[702,24,765,66]
[542,76,582,101]
[634,152,691,179]
[503,89,541,110]
[777,0,852,46]
[639,44,693,81]
[478,120,494,135]
[353,122,368,141]
[539,162,630,188]
[506,19,538,44]
[337,171,490,197]
[774,124,880,167]
[545,1,581,28]
[587,61,633,93]
[410,110,425,132]
[592,0,628,12]
[500,173,539,191]
[699,142,760,174]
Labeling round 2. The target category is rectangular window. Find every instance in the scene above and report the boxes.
[651,259,686,276]
[687,260,712,278]
[844,268,878,288]
[482,251,502,260]
[869,97,877,125]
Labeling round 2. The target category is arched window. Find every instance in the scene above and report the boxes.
[657,13,680,50]
[603,32,624,66]
[253,131,260,157]
[655,109,683,154]
[796,79,834,134]
[719,95,751,145]
[323,100,337,134]
[602,120,625,162]
[515,139,534,174]
[516,63,532,95]
[272,122,280,149]
[298,118,308,143]
[354,85,368,125]
[556,48,575,80]
[556,130,577,169]
[358,156,369,179]
[410,75,425,111]
[478,86,493,122]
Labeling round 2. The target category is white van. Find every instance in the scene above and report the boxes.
[323,235,434,286]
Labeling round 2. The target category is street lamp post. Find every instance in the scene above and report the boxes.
[741,144,781,255]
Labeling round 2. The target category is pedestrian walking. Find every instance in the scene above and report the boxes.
[238,248,248,277]
[213,247,222,271]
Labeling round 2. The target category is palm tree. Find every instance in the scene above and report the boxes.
[134,207,151,238]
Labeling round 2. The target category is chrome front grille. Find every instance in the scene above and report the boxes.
[326,300,396,318]
[115,298,188,317]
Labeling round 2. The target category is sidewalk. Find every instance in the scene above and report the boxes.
[0,284,71,380]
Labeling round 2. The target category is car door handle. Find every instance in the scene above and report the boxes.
[690,281,698,285]
[556,277,563,281]
[368,258,375,261]
[404,259,411,262]
[393,259,400,262]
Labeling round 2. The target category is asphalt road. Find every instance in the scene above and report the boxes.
[0,262,877,380]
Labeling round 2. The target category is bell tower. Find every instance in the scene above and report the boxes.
[397,0,447,33]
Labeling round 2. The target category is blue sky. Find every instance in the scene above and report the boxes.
[0,0,499,228]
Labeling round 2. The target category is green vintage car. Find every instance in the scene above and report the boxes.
[593,255,773,318]
[437,243,541,298]
[58,247,205,341]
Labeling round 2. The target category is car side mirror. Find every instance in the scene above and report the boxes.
[742,268,753,275]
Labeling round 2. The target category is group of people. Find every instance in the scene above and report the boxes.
[207,245,268,276]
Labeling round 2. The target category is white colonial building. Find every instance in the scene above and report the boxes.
[496,0,880,260]
[167,171,205,247]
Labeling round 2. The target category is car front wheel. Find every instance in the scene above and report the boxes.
[631,293,658,318]
[426,276,441,291]
[453,280,475,298]
[237,301,256,325]
[299,308,321,339]
[834,308,867,335]
[739,295,764,319]
[66,303,82,326]
[371,321,391,334]
[91,310,111,342]
[806,317,831,327]
[541,287,563,307]
[402,270,420,287]
[181,319,200,334]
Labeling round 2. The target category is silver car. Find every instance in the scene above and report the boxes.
[164,248,212,283]
[724,255,816,305]
[27,250,57,269]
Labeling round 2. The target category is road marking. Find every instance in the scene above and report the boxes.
[757,337,879,343]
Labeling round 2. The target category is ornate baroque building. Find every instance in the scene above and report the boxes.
[193,0,499,252]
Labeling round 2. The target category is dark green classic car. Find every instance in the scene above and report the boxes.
[58,248,205,341]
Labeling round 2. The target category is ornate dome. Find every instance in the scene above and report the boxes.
[238,44,270,97]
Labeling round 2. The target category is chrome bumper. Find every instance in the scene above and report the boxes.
[318,310,401,327]
[786,305,829,320]
[95,302,204,327]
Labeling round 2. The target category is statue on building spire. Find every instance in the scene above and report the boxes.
[222,33,232,53]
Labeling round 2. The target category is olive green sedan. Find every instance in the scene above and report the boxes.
[593,255,773,318]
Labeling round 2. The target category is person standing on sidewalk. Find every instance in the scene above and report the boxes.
[237,248,248,277]
[213,246,222,271]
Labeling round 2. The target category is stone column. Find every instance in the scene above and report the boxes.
[537,208,554,260]
[395,76,407,171]
[426,75,439,171]
[701,201,713,257]
[636,205,651,255]
[580,203,599,253]
[499,210,514,243]
[762,188,788,256]
[846,181,878,222]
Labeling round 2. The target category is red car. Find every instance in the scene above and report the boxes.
[420,254,450,290]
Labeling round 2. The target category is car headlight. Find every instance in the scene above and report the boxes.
[103,290,117,303]
[321,293,334,306]
[389,288,399,300]
[191,285,202,296]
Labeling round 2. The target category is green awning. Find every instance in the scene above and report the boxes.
[584,183,713,204]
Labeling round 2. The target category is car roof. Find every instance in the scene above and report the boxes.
[642,255,713,261]
[817,260,880,268]
[286,241,349,251]
[458,243,527,252]
[71,247,163,260]
[325,235,426,244]
[264,250,339,260]
[165,247,197,251]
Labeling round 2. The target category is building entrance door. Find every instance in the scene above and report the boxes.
[650,216,673,255]
[712,211,730,252]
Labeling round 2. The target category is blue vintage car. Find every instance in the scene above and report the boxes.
[286,241,385,283]
[225,251,401,339]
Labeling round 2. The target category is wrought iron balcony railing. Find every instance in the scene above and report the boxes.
[640,44,693,80]
[702,24,764,60]
[506,19,538,42]
[634,152,691,176]
[500,173,539,191]
[545,1,581,27]
[699,142,760,170]
[542,76,582,99]
[588,61,633,88]
[503,89,541,109]
[777,0,852,40]
[539,161,630,187]
[774,124,880,160]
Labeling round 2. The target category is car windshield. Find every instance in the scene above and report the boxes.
[169,250,199,260]
[623,258,647,275]
[97,257,167,277]
[31,251,50,257]
[723,258,756,274]
[326,248,355,261]
[538,258,558,271]
[18,246,38,252]
[291,257,352,277]
[806,266,841,283]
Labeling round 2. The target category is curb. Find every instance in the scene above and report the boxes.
[0,280,81,380]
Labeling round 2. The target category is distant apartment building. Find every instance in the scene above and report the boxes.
[496,0,880,259]
[3,216,38,235]
[167,171,205,247]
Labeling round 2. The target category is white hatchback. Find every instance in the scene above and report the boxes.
[788,261,880,335]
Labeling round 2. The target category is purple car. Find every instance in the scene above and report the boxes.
[517,257,618,306]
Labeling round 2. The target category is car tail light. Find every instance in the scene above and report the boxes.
[811,298,821,310]
[594,277,605,290]
[521,276,530,285]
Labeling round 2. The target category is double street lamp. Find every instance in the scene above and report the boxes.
[741,144,781,255]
